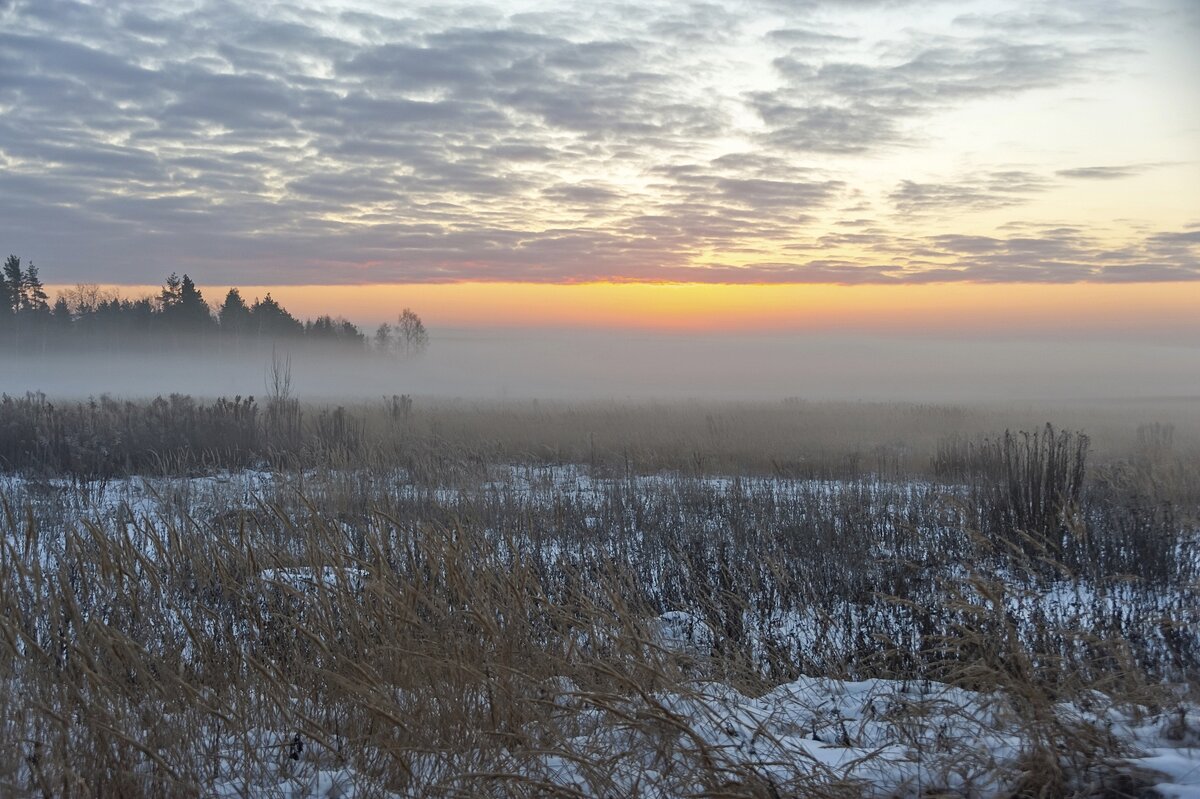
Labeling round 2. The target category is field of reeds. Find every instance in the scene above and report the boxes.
[0,393,1197,797]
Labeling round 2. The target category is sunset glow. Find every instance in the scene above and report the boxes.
[46,281,1200,336]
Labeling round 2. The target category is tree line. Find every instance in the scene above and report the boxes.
[0,255,427,355]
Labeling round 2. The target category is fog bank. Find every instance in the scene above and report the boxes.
[1,329,1197,404]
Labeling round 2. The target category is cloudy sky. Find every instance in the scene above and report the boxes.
[1,0,1197,291]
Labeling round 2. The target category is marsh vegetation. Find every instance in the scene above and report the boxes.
[0,396,1197,796]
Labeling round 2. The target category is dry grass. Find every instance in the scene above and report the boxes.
[0,398,1196,796]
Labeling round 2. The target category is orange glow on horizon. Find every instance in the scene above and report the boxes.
[44,281,1200,336]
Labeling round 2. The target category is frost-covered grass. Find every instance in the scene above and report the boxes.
[1,419,1198,796]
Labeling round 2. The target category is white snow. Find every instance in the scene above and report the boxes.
[202,673,1199,798]
[3,465,1196,796]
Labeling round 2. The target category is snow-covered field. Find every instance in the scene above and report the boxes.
[206,612,1200,798]
[1,463,1197,797]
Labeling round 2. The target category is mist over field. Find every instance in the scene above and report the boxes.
[3,328,1198,404]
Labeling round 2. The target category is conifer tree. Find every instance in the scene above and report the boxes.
[159,272,183,310]
[0,262,10,317]
[23,263,49,312]
[177,274,212,328]
[51,296,72,328]
[250,293,303,337]
[3,255,25,313]
[219,288,251,334]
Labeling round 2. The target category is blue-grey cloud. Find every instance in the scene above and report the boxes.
[0,0,1192,285]
[889,172,1052,214]
[1056,164,1165,180]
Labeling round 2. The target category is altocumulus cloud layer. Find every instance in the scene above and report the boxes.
[0,0,1197,284]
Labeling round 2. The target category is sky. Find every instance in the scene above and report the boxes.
[2,0,1199,331]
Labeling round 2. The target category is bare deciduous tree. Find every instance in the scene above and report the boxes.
[61,283,119,315]
[396,308,428,357]
[374,322,393,352]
